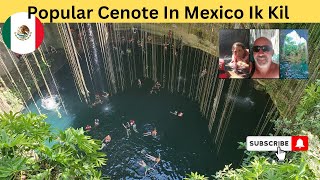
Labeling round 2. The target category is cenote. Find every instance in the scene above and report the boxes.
[12,24,274,179]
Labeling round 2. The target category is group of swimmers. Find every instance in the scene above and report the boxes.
[122,119,158,139]
[85,118,100,132]
[83,118,112,150]
[84,112,184,177]
[120,119,161,176]
[136,109,185,176]
[122,120,139,138]
[98,118,160,176]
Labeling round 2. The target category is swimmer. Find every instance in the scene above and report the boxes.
[145,153,161,167]
[104,135,111,143]
[101,92,109,98]
[138,79,142,88]
[122,122,131,138]
[92,95,102,106]
[130,120,139,133]
[100,135,111,150]
[94,119,100,126]
[170,110,183,117]
[138,160,154,176]
[95,94,100,100]
[143,128,157,137]
[85,125,92,131]
[155,81,161,88]
[170,111,178,115]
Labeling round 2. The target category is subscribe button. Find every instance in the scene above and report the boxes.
[246,136,308,151]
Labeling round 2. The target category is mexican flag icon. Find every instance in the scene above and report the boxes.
[2,12,44,54]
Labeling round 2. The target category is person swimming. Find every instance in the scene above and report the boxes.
[122,122,131,138]
[104,135,111,143]
[100,135,111,150]
[143,128,157,137]
[94,119,100,126]
[130,120,139,133]
[138,160,154,176]
[170,110,183,117]
[85,125,92,131]
[137,79,142,88]
[170,111,178,115]
[101,91,109,98]
[91,95,102,107]
[145,153,161,167]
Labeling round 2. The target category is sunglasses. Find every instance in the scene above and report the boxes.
[252,45,272,52]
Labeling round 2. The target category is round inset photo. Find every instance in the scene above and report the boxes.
[2,12,44,54]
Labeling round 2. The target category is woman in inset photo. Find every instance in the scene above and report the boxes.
[219,29,251,79]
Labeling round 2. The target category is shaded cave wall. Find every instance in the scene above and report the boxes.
[0,23,232,142]
[1,23,319,120]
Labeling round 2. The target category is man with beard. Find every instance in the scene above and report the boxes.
[251,37,279,78]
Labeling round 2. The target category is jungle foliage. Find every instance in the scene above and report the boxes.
[188,80,320,179]
[0,112,106,179]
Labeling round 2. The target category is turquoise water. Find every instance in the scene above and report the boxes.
[23,96,75,133]
[280,61,308,79]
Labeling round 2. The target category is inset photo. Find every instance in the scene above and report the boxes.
[250,29,279,79]
[280,29,308,79]
[219,29,251,79]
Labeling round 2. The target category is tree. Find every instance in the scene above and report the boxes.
[0,112,107,179]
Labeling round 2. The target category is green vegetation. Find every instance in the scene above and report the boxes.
[273,80,320,135]
[213,132,319,179]
[282,35,307,63]
[184,172,209,180]
[0,112,106,179]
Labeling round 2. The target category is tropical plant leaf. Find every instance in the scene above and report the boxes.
[0,156,28,178]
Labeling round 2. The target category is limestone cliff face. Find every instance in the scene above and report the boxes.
[0,86,23,113]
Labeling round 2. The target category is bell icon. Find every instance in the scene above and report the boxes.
[295,138,305,148]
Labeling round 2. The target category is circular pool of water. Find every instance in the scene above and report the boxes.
[23,62,274,179]
[73,90,215,179]
[26,85,216,179]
